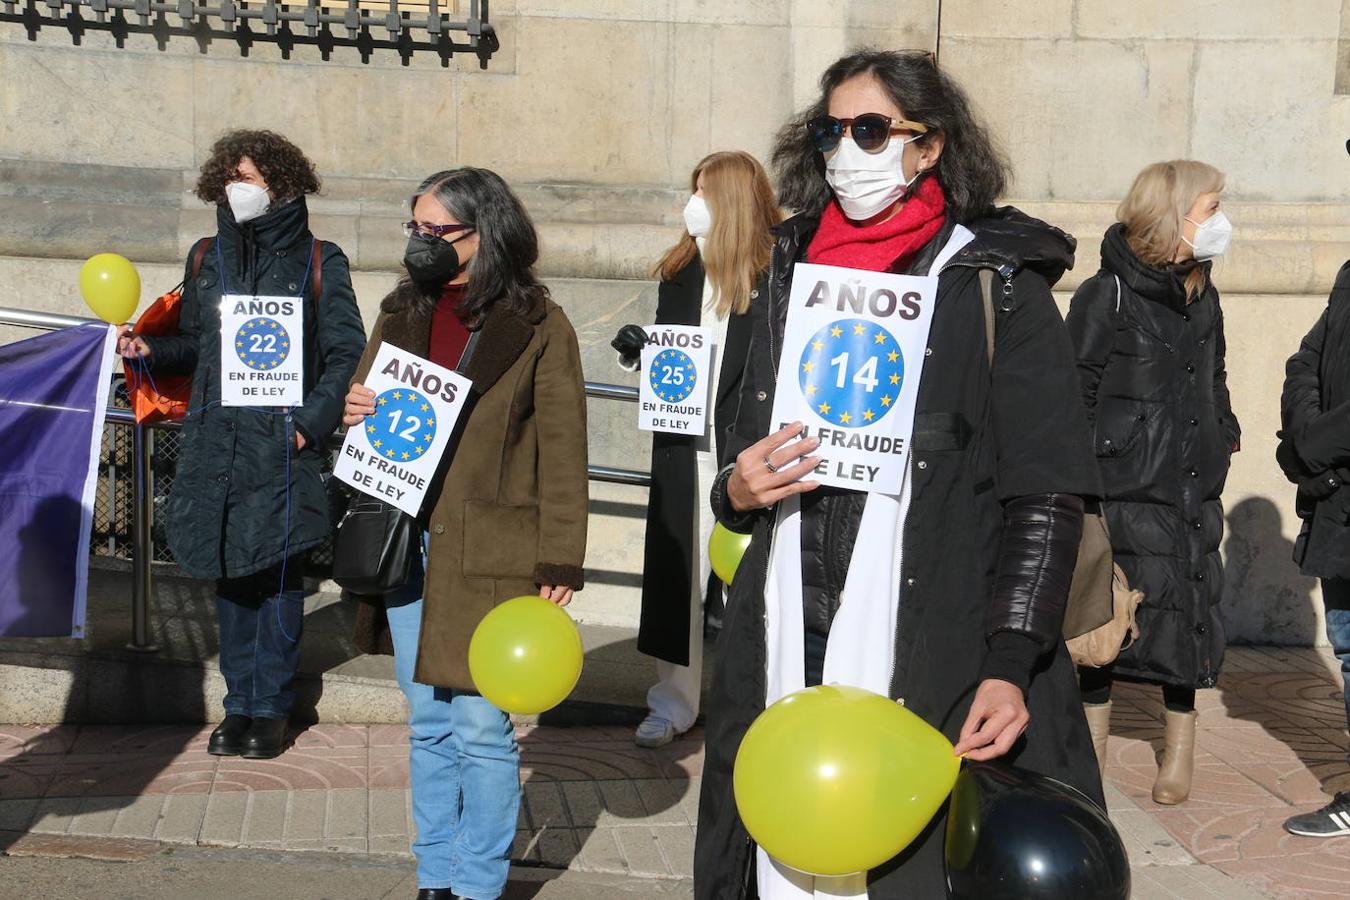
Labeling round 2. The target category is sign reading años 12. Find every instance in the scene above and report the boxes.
[768,262,938,495]
[331,342,471,516]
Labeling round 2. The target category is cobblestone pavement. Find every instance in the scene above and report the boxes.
[2,647,1348,898]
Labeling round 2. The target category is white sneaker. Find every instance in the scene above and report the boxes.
[634,714,678,748]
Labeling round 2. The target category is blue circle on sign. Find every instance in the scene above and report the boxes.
[648,348,698,404]
[797,318,904,429]
[366,388,437,464]
[234,318,292,371]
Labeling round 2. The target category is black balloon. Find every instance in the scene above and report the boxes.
[945,762,1130,899]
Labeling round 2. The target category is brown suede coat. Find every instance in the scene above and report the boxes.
[350,290,588,689]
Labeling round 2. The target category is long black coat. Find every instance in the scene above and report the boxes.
[694,209,1104,899]
[144,198,366,580]
[1280,261,1350,578]
[637,255,759,665]
[1065,224,1239,689]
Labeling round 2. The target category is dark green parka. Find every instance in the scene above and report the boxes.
[144,198,366,580]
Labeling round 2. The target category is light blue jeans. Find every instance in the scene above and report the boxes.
[385,543,520,899]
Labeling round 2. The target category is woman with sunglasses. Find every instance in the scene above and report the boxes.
[610,151,783,749]
[343,168,588,900]
[694,50,1103,898]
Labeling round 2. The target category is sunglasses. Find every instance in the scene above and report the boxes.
[806,114,930,153]
[402,221,474,239]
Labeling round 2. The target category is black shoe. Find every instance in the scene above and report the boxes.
[1284,791,1350,837]
[207,715,252,756]
[240,716,289,759]
[415,891,460,900]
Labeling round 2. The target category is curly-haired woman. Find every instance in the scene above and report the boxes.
[117,129,367,759]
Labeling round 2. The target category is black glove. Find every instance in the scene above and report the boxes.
[611,324,649,366]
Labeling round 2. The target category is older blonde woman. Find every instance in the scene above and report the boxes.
[1066,160,1240,805]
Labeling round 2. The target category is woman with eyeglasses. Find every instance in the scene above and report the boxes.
[1068,161,1239,805]
[116,129,366,761]
[343,168,588,900]
[693,50,1103,898]
[610,151,783,749]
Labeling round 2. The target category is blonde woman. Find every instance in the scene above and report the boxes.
[1066,160,1240,804]
[611,151,782,747]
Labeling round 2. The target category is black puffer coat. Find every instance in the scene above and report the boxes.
[695,208,1104,899]
[1065,224,1239,689]
[143,198,366,580]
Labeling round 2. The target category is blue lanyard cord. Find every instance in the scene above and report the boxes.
[215,237,318,300]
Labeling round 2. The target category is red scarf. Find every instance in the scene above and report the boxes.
[807,176,948,273]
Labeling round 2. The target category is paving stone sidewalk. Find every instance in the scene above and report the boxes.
[3,647,1350,898]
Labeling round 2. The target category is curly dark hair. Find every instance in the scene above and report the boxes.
[772,49,1008,223]
[194,129,322,204]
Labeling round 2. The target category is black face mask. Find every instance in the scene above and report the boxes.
[403,231,472,287]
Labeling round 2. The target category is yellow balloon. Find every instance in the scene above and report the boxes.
[79,253,141,324]
[733,684,959,876]
[468,595,584,715]
[709,523,751,584]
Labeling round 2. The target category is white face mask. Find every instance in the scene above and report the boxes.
[226,182,271,224]
[824,133,923,221]
[1182,210,1232,260]
[683,194,712,238]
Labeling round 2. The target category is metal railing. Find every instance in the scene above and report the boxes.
[0,305,648,651]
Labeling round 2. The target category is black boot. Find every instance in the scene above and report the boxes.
[207,715,252,756]
[415,891,460,899]
[240,716,289,759]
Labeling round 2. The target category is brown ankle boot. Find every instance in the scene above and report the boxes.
[1152,709,1197,805]
[1083,701,1111,774]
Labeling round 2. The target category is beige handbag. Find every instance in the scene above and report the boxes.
[1066,564,1144,668]
[976,271,1143,666]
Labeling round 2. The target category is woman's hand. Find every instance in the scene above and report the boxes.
[540,584,574,607]
[953,679,1030,761]
[727,422,821,512]
[343,384,376,426]
[115,324,149,359]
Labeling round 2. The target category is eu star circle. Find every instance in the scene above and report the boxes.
[649,348,698,404]
[797,318,904,429]
[234,318,291,370]
[366,388,437,464]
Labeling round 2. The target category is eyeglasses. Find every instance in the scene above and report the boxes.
[402,221,474,239]
[806,114,930,153]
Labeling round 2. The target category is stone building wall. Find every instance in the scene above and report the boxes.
[2,0,1348,642]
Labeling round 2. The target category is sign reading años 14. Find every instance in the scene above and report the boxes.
[769,262,938,495]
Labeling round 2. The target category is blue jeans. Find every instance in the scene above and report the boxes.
[216,558,304,720]
[1322,579,1350,762]
[386,543,520,899]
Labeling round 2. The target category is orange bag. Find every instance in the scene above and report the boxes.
[122,239,211,425]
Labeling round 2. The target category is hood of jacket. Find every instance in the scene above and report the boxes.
[1100,221,1210,312]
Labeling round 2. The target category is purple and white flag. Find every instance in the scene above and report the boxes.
[0,323,115,637]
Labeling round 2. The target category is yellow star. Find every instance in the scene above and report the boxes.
[839,411,852,424]
[378,397,388,406]
[401,452,410,460]
[423,433,432,442]
[802,361,815,374]
[805,384,817,397]
[853,323,866,335]
[426,418,435,427]
[818,402,832,415]
[863,409,876,421]
[269,321,278,330]
[874,332,888,344]
[392,391,402,400]
[373,439,383,448]
[830,326,843,338]
[812,340,824,352]
[415,446,424,454]
[235,341,243,348]
[366,424,375,434]
[282,342,289,349]
[420,403,430,412]
[889,373,900,384]
[888,350,899,362]
[386,449,396,458]
[880,394,892,407]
